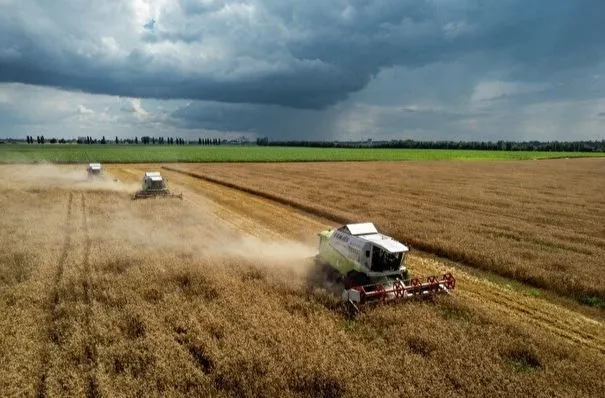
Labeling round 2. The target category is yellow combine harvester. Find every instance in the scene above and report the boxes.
[315,222,455,314]
[132,172,183,200]
[87,163,103,178]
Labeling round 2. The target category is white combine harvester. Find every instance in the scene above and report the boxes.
[315,222,455,314]
[132,171,183,200]
[87,163,103,177]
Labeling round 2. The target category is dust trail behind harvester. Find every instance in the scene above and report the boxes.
[0,163,139,193]
[206,235,318,278]
[79,181,320,282]
[122,204,317,277]
[1,163,321,286]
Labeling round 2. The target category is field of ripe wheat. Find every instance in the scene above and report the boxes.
[168,158,605,307]
[0,163,604,397]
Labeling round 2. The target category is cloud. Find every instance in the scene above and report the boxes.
[1,1,605,142]
[169,101,342,140]
[163,54,605,141]
[120,98,149,121]
[2,1,605,110]
[143,19,156,31]
[77,105,94,114]
[2,75,604,142]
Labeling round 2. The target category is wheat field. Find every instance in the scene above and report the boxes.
[0,163,603,397]
[169,158,605,305]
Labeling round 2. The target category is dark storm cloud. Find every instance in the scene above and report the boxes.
[169,101,340,140]
[472,1,605,82]
[1,1,605,110]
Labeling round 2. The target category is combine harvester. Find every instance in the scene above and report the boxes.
[132,171,183,200]
[87,163,103,178]
[315,222,455,314]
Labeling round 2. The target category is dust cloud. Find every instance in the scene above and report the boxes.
[0,163,323,285]
[94,192,320,282]
[207,235,318,278]
[214,235,316,263]
[0,163,139,193]
[101,202,318,279]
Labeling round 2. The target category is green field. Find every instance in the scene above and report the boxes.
[0,144,603,163]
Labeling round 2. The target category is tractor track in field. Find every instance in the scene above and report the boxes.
[107,164,605,355]
[462,281,605,354]
[81,194,100,398]
[36,192,74,398]
[36,193,101,398]
[410,257,605,354]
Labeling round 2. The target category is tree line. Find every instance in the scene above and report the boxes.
[25,135,69,144]
[255,137,605,152]
[23,136,224,145]
[20,135,605,152]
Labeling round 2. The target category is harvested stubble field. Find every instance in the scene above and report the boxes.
[167,158,605,306]
[0,163,604,397]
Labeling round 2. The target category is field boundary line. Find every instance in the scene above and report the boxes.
[162,166,351,225]
[161,166,492,265]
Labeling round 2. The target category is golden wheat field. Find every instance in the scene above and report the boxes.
[168,158,605,304]
[0,162,604,397]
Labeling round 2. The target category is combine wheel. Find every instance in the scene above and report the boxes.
[344,271,370,290]
[313,257,339,284]
[344,274,354,290]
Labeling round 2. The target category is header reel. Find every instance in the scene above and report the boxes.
[341,272,456,315]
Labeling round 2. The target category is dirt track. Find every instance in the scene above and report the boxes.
[1,163,604,397]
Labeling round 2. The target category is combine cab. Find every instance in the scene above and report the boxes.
[132,172,183,200]
[87,163,103,177]
[315,223,455,314]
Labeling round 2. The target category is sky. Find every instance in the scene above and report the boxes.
[1,0,605,142]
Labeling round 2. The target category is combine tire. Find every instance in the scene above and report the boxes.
[344,271,371,290]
